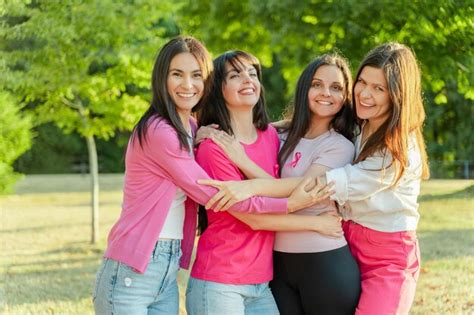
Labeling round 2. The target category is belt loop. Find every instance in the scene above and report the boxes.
[173,239,180,255]
[152,240,161,260]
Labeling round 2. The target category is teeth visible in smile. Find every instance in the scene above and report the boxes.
[317,101,332,105]
[240,88,254,94]
[177,92,195,98]
[360,101,374,107]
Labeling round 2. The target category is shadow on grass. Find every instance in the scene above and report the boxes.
[4,243,104,306]
[13,174,124,194]
[419,185,474,202]
[418,228,474,261]
[1,220,116,234]
[0,222,89,234]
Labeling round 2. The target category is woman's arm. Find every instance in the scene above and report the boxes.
[198,177,301,200]
[195,125,273,179]
[145,122,288,214]
[198,164,332,210]
[229,211,343,238]
[195,138,333,212]
[214,164,335,230]
[326,136,424,206]
[325,152,402,205]
[200,176,332,211]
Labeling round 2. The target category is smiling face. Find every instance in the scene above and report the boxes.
[307,65,346,120]
[222,58,261,110]
[354,66,392,130]
[166,52,204,117]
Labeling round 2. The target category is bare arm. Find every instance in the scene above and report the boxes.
[198,177,301,199]
[230,211,342,238]
[198,164,333,210]
[196,140,334,213]
[200,176,334,212]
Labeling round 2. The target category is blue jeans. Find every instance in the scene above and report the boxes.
[93,239,182,315]
[185,277,279,315]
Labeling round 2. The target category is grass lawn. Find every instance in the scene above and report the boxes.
[1,175,473,314]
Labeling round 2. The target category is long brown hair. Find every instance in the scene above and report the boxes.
[133,36,213,151]
[278,53,355,169]
[353,42,429,184]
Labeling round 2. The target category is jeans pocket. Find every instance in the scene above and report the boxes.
[118,261,141,280]
[92,258,108,301]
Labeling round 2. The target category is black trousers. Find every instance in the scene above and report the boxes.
[270,246,361,315]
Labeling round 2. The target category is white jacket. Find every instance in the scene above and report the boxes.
[327,133,423,232]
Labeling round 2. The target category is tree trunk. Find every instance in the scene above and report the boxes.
[86,134,99,244]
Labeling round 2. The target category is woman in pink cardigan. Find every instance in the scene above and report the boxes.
[92,37,335,315]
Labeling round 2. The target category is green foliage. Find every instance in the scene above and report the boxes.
[178,0,474,162]
[0,92,32,193]
[14,123,128,174]
[1,0,181,178]
[1,0,472,175]
[14,123,85,174]
[1,0,179,139]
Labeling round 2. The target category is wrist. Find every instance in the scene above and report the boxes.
[287,197,296,213]
[311,217,322,232]
[249,180,258,196]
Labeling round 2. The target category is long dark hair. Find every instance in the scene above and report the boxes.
[353,42,429,184]
[278,53,355,169]
[132,36,213,151]
[197,50,270,234]
[197,50,270,134]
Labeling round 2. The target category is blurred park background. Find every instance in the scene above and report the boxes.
[1,0,473,314]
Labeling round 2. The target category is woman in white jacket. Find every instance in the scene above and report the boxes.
[324,42,430,314]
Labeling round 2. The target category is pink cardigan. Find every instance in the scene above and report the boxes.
[104,117,288,273]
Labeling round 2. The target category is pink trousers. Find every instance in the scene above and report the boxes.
[343,221,420,315]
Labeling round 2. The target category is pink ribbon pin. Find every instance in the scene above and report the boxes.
[289,152,302,168]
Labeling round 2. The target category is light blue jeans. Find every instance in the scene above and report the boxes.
[185,277,279,315]
[93,239,182,315]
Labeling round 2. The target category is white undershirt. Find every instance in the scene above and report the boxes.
[159,133,193,240]
[159,187,186,239]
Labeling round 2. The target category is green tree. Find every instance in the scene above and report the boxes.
[2,0,179,243]
[0,92,32,193]
[179,0,474,164]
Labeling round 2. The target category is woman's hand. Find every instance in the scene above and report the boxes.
[207,132,248,167]
[198,179,256,211]
[311,211,343,238]
[195,124,220,144]
[195,125,248,167]
[287,177,334,213]
[270,119,291,131]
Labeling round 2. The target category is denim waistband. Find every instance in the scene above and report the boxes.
[152,239,181,258]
